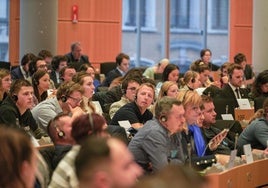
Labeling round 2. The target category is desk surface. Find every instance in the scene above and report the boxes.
[207,159,268,188]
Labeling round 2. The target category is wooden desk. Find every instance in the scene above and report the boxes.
[207,159,268,188]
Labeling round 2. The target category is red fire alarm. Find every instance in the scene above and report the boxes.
[72,5,78,23]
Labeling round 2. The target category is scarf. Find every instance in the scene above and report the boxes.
[188,124,206,157]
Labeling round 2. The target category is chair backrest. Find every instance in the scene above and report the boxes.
[100,62,116,76]
[213,98,237,120]
[0,61,10,70]
[254,96,267,111]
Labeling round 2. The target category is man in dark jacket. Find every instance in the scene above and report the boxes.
[0,79,46,138]
[65,42,90,71]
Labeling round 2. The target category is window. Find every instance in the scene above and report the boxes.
[170,0,200,32]
[122,0,155,31]
[208,0,229,32]
[0,0,9,61]
[170,0,190,28]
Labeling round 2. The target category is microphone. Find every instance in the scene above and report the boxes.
[234,133,239,150]
[187,143,192,168]
[225,105,229,114]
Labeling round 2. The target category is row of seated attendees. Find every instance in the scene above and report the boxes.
[1,44,268,187]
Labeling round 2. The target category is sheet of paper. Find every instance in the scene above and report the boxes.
[195,87,206,95]
[118,120,132,130]
[237,99,251,109]
[243,144,253,164]
[227,149,237,169]
[221,114,234,120]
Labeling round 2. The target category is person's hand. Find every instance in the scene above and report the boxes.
[263,148,268,158]
[221,75,229,84]
[209,129,229,151]
[68,103,85,121]
[211,81,221,88]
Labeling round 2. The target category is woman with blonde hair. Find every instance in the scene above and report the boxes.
[72,71,102,114]
[0,68,11,103]
[177,90,207,157]
[158,81,179,100]
[179,70,201,91]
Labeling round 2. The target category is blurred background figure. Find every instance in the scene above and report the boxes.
[65,42,90,71]
[0,126,37,188]
[0,68,11,104]
[133,164,208,188]
[50,55,68,88]
[11,52,36,80]
[143,58,170,80]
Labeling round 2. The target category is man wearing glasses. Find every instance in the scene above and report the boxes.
[31,81,84,132]
[109,76,141,119]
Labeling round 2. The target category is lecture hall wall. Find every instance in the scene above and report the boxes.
[9,0,252,68]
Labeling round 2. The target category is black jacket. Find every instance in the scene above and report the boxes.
[0,96,46,138]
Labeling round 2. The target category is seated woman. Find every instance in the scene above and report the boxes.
[72,71,102,114]
[179,70,201,91]
[177,91,219,157]
[0,68,11,104]
[79,64,101,90]
[0,126,37,188]
[110,82,155,130]
[190,59,220,88]
[32,70,51,106]
[158,81,179,100]
[156,64,180,97]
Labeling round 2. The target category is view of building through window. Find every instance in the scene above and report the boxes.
[0,0,9,62]
[1,0,229,70]
[122,0,229,73]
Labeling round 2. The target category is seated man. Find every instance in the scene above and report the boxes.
[101,53,130,87]
[75,137,142,188]
[0,79,46,139]
[31,81,84,131]
[47,113,75,170]
[237,98,268,156]
[109,76,141,119]
[128,97,186,173]
[65,42,90,71]
[200,95,234,155]
[110,82,155,130]
[59,65,76,84]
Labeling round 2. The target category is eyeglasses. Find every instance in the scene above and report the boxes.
[67,96,82,104]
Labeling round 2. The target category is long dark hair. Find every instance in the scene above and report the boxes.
[162,64,180,82]
[32,70,48,102]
